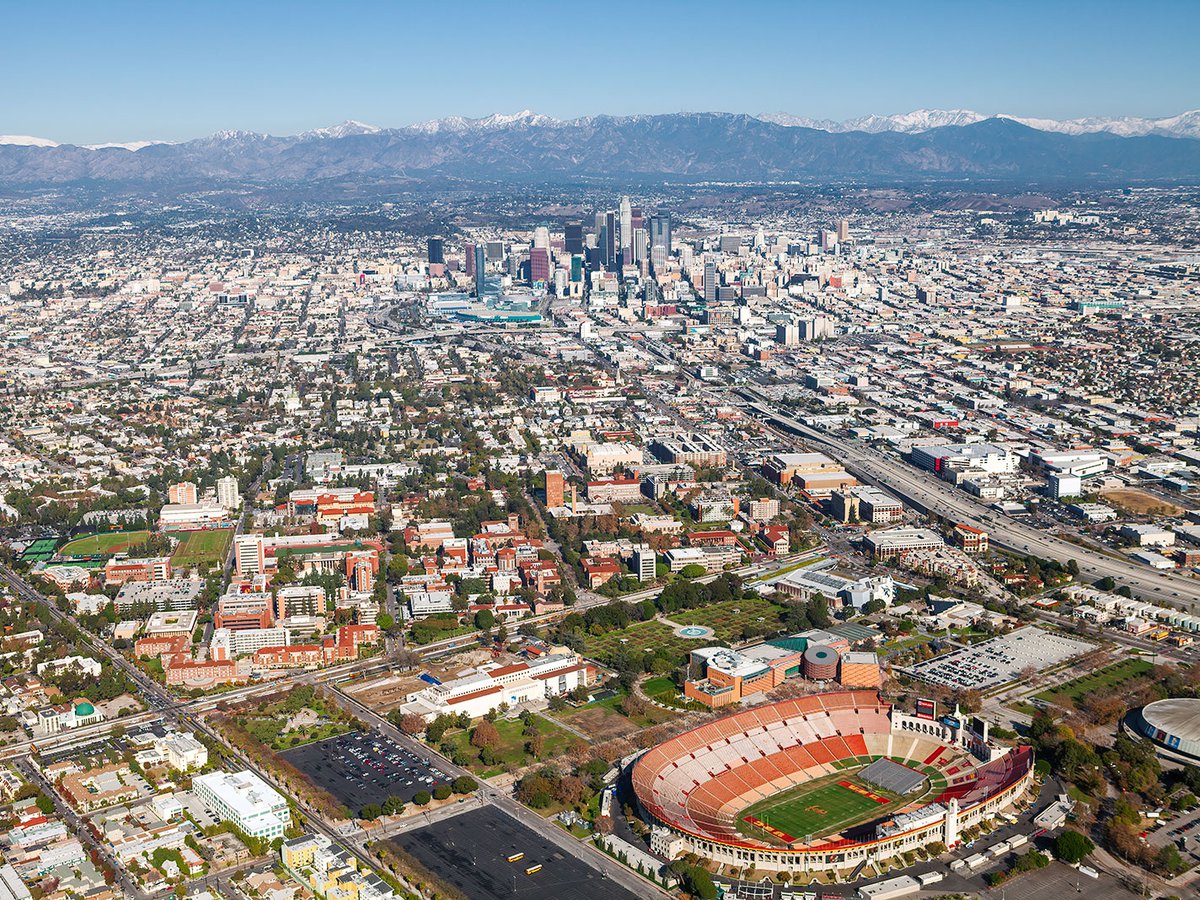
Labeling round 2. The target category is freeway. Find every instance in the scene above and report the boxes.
[741,396,1200,609]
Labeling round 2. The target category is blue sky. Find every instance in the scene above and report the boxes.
[4,0,1198,143]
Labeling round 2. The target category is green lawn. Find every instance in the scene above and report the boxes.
[59,530,150,557]
[1034,658,1154,704]
[739,774,895,843]
[170,528,233,568]
[579,621,694,665]
[443,717,574,777]
[671,597,787,643]
[642,677,709,712]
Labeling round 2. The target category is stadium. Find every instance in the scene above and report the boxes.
[631,690,1034,874]
[1128,698,1200,764]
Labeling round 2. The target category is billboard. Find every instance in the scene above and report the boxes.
[915,698,936,720]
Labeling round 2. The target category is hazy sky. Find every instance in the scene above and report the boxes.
[5,0,1199,144]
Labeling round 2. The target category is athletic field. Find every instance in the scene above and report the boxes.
[59,530,150,557]
[170,528,232,568]
[739,775,894,843]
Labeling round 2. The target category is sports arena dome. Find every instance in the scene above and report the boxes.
[631,690,1034,873]
[1130,698,1200,763]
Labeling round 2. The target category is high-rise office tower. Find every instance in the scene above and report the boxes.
[533,226,550,250]
[605,212,617,267]
[837,218,850,243]
[704,259,718,303]
[649,214,672,254]
[619,195,632,258]
[544,471,565,508]
[464,243,476,277]
[631,227,647,265]
[427,237,444,265]
[486,240,504,261]
[530,247,550,285]
[564,223,584,254]
[474,244,486,297]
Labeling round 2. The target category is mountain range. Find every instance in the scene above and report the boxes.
[1,109,1198,186]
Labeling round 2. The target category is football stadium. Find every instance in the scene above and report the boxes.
[631,690,1034,874]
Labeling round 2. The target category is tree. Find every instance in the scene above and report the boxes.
[679,564,706,579]
[452,775,478,794]
[35,793,55,815]
[474,609,495,630]
[375,612,394,631]
[395,713,427,736]
[433,784,452,801]
[620,692,648,718]
[1055,830,1095,864]
[412,790,431,806]
[470,719,500,750]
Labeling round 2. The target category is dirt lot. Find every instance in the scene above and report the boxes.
[555,704,639,741]
[344,650,497,714]
[1101,488,1186,516]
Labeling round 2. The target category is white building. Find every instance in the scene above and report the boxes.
[157,502,229,528]
[211,626,289,659]
[36,655,102,679]
[193,771,289,840]
[216,475,241,511]
[399,652,594,721]
[1120,524,1175,548]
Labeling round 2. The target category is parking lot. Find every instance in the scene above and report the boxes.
[905,626,1094,691]
[389,805,638,900]
[281,731,450,811]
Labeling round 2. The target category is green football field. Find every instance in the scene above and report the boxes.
[739,777,894,843]
[170,528,233,567]
[59,530,150,557]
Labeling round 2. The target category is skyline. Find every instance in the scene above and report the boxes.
[3,0,1199,144]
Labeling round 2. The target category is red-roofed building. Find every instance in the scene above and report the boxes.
[759,525,790,556]
[581,557,621,588]
[688,530,739,547]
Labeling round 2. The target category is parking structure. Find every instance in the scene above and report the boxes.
[281,730,450,811]
[388,805,639,900]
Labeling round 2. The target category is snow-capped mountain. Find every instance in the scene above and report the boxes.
[83,140,173,151]
[299,120,382,139]
[1001,110,1200,139]
[408,109,561,134]
[0,134,60,147]
[2,110,1198,186]
[759,109,987,133]
[758,108,1200,139]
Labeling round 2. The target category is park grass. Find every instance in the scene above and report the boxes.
[1034,657,1154,704]
[443,716,575,776]
[170,528,233,568]
[579,620,693,665]
[739,773,896,843]
[642,676,709,712]
[59,530,150,557]
[591,689,675,726]
[670,596,787,643]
